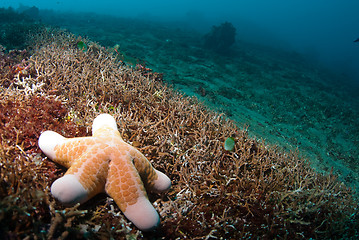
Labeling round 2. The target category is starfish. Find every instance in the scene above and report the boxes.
[38,114,171,231]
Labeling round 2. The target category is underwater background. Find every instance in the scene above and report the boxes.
[3,0,359,81]
[2,0,359,192]
[1,0,359,238]
[7,0,358,188]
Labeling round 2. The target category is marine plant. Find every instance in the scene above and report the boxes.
[77,40,87,52]
[224,136,235,151]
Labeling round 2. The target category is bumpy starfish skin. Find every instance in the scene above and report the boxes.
[38,114,171,231]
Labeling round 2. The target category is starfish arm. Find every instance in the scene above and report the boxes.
[38,130,66,161]
[92,113,118,136]
[39,130,92,168]
[51,145,110,205]
[131,148,171,193]
[51,174,89,205]
[121,195,160,231]
[52,137,95,168]
[105,156,160,231]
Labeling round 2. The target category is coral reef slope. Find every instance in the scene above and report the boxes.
[0,28,358,239]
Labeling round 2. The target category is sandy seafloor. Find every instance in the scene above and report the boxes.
[40,11,359,192]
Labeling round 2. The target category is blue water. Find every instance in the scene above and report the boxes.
[3,0,359,81]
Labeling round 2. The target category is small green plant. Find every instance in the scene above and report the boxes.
[224,137,235,151]
[77,41,87,52]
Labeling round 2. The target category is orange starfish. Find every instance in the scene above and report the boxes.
[38,114,171,231]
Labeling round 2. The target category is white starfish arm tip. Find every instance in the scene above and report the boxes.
[38,130,66,160]
[123,196,160,231]
[92,114,118,134]
[51,174,89,205]
[153,170,172,192]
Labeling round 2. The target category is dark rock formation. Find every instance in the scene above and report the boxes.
[203,21,236,54]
